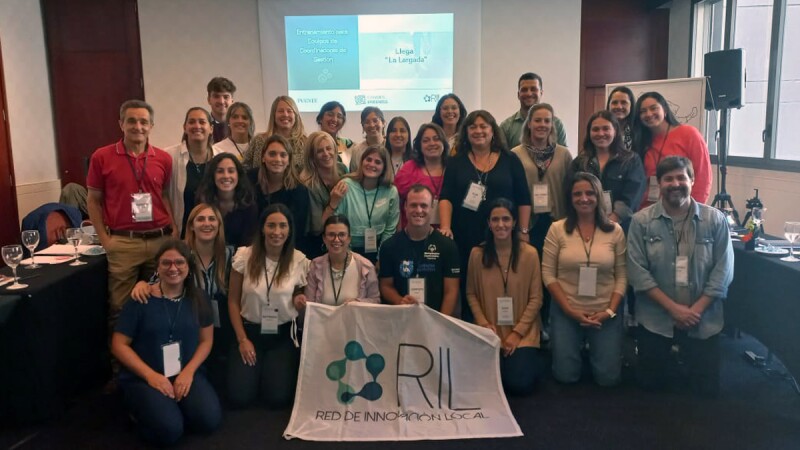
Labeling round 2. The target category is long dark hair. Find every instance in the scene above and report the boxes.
[481,198,520,272]
[412,123,449,167]
[247,204,296,285]
[577,110,634,169]
[154,239,212,321]
[431,93,467,131]
[196,153,255,209]
[564,172,615,234]
[606,86,636,126]
[385,116,413,162]
[631,91,681,158]
[456,110,507,156]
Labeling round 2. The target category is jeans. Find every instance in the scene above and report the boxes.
[550,302,623,386]
[227,322,300,409]
[122,371,221,446]
[637,326,720,397]
[500,347,543,396]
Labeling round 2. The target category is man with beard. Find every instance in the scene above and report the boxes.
[627,156,733,397]
[379,184,460,316]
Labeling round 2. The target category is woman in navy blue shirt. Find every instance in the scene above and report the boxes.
[112,239,221,446]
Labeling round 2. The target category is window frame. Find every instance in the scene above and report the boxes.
[692,0,800,172]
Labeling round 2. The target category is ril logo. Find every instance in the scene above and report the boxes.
[326,341,385,404]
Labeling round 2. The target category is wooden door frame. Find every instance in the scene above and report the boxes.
[0,38,21,245]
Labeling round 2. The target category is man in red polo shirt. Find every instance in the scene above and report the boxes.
[87,100,178,328]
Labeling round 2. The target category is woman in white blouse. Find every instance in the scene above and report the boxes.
[227,203,310,408]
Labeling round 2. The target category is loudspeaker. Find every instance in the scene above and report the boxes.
[704,49,745,110]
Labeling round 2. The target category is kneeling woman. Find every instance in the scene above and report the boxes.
[542,172,626,386]
[466,198,544,396]
[227,204,310,408]
[305,215,380,305]
[112,239,221,446]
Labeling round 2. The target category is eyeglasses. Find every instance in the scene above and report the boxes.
[159,259,188,269]
[325,232,349,241]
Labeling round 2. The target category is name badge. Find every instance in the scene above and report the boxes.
[162,341,181,377]
[497,296,514,326]
[261,307,279,334]
[603,190,613,213]
[408,277,426,304]
[533,183,549,213]
[211,299,221,328]
[647,176,660,202]
[578,265,598,297]
[430,198,440,225]
[675,256,689,287]
[131,192,153,222]
[364,227,378,253]
[463,182,485,211]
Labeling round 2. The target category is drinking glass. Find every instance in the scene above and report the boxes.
[66,228,87,266]
[781,221,800,262]
[2,245,29,290]
[21,230,41,269]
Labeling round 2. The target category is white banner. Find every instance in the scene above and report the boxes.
[284,302,522,441]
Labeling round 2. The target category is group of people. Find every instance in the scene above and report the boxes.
[85,74,732,446]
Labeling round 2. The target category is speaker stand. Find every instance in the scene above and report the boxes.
[710,108,739,224]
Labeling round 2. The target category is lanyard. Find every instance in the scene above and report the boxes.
[361,184,380,228]
[119,142,149,192]
[654,124,672,165]
[423,165,441,198]
[161,294,184,342]
[576,224,596,267]
[497,253,513,296]
[674,204,693,250]
[265,259,279,306]
[230,137,245,158]
[200,257,217,298]
[407,229,433,277]
[328,252,350,305]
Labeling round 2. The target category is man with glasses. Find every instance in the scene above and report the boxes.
[378,184,460,316]
[500,72,567,149]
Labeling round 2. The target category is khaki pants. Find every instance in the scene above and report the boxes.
[106,234,171,323]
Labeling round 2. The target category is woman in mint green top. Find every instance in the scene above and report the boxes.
[324,145,399,263]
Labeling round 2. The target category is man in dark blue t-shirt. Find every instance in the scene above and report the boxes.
[379,184,460,315]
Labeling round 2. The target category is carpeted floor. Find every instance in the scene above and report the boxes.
[3,332,799,450]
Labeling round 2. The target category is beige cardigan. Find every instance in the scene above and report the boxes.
[466,243,543,348]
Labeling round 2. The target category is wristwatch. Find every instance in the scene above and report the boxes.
[605,308,617,319]
[519,227,530,234]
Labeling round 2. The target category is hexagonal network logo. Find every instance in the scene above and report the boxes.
[326,341,385,404]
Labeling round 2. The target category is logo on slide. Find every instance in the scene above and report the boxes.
[354,95,367,106]
[326,341,385,404]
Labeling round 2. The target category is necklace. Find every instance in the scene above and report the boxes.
[159,281,185,302]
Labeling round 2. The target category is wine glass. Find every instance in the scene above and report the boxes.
[21,230,41,269]
[2,245,29,290]
[781,221,800,262]
[66,228,87,266]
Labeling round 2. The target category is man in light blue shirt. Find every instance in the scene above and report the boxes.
[627,156,733,397]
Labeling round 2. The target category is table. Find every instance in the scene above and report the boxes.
[0,256,110,423]
[725,242,800,379]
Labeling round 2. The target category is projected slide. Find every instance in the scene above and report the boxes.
[285,14,453,112]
